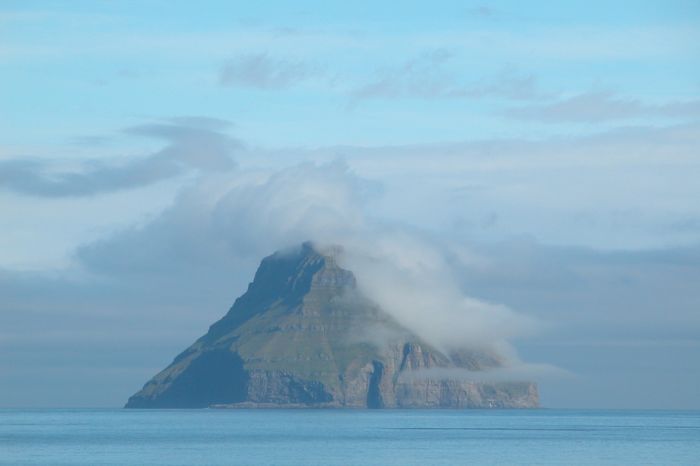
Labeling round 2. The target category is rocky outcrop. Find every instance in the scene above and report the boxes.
[125,243,538,409]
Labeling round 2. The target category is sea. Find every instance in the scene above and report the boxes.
[1,409,698,465]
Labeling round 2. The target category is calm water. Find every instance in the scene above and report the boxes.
[1,409,699,465]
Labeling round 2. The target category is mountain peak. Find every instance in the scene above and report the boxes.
[125,243,538,409]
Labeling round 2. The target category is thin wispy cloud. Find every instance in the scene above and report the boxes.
[350,51,548,104]
[219,53,321,89]
[463,69,550,101]
[0,118,238,198]
[464,5,497,18]
[350,49,457,101]
[508,91,700,122]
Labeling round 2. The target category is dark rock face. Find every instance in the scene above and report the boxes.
[125,350,248,408]
[125,243,538,409]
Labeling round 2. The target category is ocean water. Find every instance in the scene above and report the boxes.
[1,409,698,465]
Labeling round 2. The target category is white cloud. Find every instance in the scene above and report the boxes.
[72,159,538,360]
[337,231,538,355]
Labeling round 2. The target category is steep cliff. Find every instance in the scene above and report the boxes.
[125,243,538,409]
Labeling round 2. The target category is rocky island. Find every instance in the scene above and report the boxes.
[125,243,538,409]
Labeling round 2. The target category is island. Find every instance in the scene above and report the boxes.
[126,242,538,409]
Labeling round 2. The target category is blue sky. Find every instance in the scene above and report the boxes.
[3,0,699,148]
[1,1,699,408]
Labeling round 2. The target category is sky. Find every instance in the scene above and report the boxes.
[1,0,699,408]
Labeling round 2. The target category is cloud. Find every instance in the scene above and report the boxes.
[451,238,700,342]
[74,159,537,360]
[337,231,538,356]
[2,161,391,406]
[253,122,700,250]
[449,238,700,408]
[464,5,497,18]
[507,91,700,122]
[350,51,547,104]
[350,49,457,101]
[3,147,700,407]
[3,118,698,407]
[0,118,238,197]
[75,160,371,277]
[219,53,320,89]
[3,235,700,407]
[464,69,549,101]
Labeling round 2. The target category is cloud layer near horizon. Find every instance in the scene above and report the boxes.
[2,115,699,410]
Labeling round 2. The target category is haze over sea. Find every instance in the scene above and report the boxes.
[2,409,699,465]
